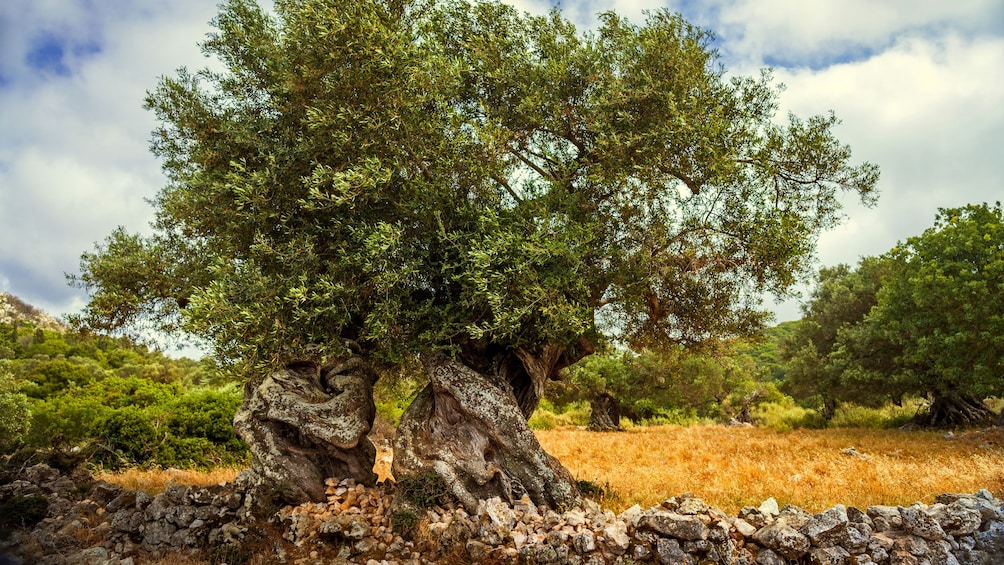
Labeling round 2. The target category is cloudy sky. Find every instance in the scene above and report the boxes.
[2,0,1002,339]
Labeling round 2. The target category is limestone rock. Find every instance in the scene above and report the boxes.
[753,522,810,560]
[758,497,780,519]
[602,520,630,553]
[478,497,516,545]
[755,548,786,565]
[637,510,710,540]
[899,506,947,540]
[655,538,693,565]
[808,545,851,565]
[801,505,849,547]
[927,501,982,536]
[868,505,903,531]
[573,529,596,554]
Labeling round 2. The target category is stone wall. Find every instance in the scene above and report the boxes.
[3,463,1004,564]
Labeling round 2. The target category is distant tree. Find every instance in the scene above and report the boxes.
[552,342,769,427]
[781,256,897,418]
[71,0,877,508]
[862,203,1004,426]
[784,204,1004,427]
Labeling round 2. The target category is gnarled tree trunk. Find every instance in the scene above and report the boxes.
[920,394,997,428]
[392,355,580,511]
[233,356,378,505]
[587,392,622,431]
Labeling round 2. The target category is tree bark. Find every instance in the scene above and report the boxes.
[233,357,378,505]
[920,394,997,428]
[587,392,622,431]
[392,356,580,511]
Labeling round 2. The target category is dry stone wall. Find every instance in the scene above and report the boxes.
[3,462,1004,564]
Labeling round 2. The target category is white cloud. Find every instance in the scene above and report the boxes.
[0,0,220,316]
[713,0,1004,68]
[776,34,1004,266]
[764,32,1004,320]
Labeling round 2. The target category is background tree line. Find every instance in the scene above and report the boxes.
[0,309,246,469]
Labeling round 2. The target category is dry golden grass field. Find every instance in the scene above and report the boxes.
[537,425,1004,515]
[99,425,1004,517]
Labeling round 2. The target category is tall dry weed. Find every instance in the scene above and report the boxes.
[96,466,243,495]
[537,425,1004,515]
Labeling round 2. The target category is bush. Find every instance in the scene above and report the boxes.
[20,358,100,399]
[830,402,918,429]
[528,400,589,430]
[99,405,162,465]
[25,393,110,448]
[753,401,827,431]
[167,386,243,443]
[0,368,31,450]
[640,407,706,427]
[399,472,450,508]
[0,495,49,528]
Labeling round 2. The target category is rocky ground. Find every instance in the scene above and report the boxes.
[3,461,1004,564]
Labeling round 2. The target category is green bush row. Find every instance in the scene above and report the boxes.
[23,378,247,469]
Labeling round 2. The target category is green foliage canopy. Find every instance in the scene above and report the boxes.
[72,0,878,372]
[552,344,769,422]
[868,203,1004,401]
[783,203,1004,416]
[781,256,898,409]
[0,317,246,467]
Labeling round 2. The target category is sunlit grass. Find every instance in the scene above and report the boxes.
[537,425,1004,515]
[95,466,244,495]
[98,426,1004,517]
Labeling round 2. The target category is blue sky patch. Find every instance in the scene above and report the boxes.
[762,42,880,71]
[26,32,102,76]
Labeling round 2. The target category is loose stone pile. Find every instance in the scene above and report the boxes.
[280,477,1004,565]
[1,463,251,565]
[4,462,1004,564]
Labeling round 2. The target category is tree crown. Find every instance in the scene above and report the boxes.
[72,0,878,372]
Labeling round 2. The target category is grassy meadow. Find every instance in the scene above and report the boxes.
[537,425,1004,515]
[99,425,1004,517]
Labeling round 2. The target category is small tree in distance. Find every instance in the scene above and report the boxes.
[70,0,878,509]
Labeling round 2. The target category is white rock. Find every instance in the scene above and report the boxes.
[603,520,630,553]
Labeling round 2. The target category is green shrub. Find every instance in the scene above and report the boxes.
[168,386,243,443]
[641,407,704,427]
[830,403,918,429]
[0,368,31,450]
[84,376,174,409]
[207,544,251,565]
[391,508,420,537]
[753,402,827,431]
[99,405,162,465]
[26,394,110,447]
[20,358,100,399]
[399,472,450,508]
[528,401,590,430]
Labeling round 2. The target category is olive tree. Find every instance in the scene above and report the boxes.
[783,204,1004,427]
[71,0,878,508]
[864,204,1004,426]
